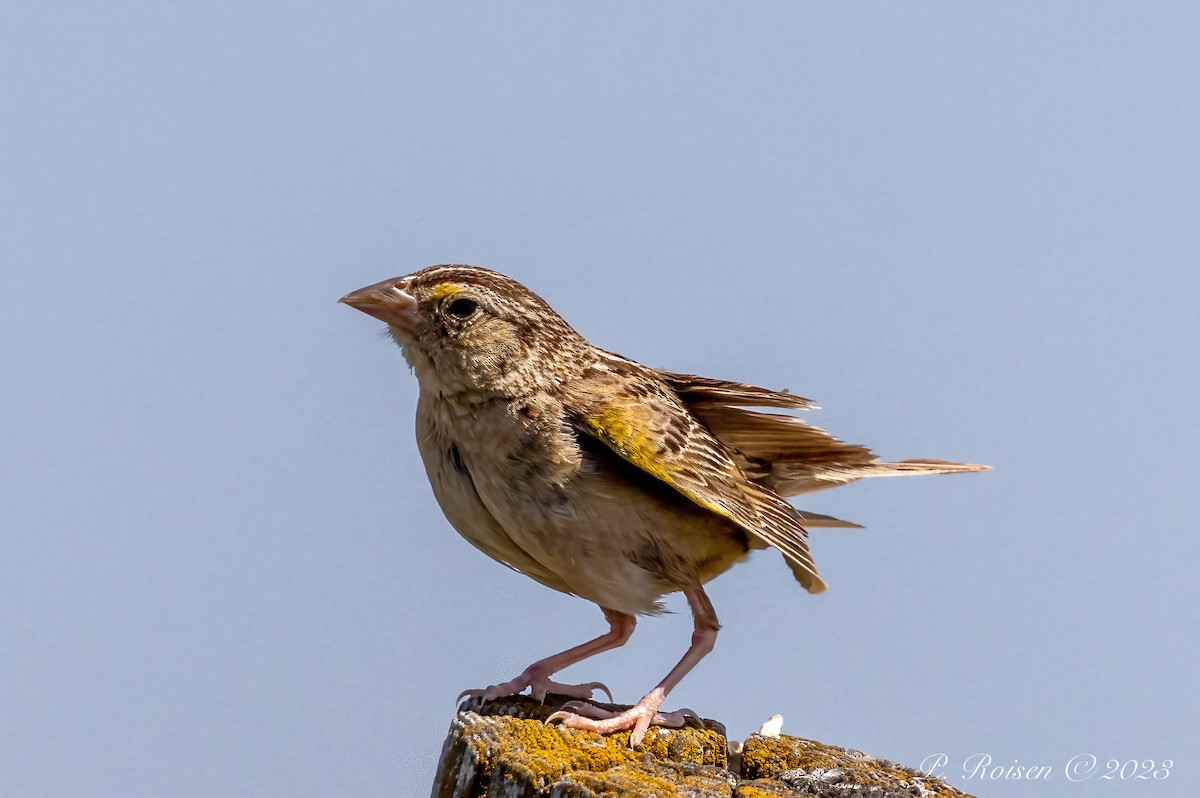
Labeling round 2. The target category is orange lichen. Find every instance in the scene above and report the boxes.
[434,696,972,797]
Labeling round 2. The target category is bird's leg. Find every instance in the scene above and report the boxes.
[458,607,635,704]
[547,585,718,747]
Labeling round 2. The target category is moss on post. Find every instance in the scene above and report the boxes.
[431,694,975,798]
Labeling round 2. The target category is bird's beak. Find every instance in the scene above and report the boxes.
[339,277,422,335]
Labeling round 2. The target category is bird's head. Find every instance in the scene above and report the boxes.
[341,265,588,396]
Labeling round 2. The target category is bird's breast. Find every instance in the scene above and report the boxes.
[416,391,586,529]
[414,390,749,613]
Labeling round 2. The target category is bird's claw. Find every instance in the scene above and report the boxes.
[546,687,673,747]
[457,674,612,705]
[553,699,698,727]
[553,699,608,718]
[544,680,613,704]
[657,706,700,726]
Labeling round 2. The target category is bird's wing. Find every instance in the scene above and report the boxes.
[568,375,826,593]
[678,390,989,496]
[685,403,876,477]
[661,371,815,410]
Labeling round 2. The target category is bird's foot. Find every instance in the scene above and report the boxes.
[458,668,612,705]
[547,687,696,747]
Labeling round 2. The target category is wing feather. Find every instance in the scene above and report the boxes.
[661,371,815,410]
[568,371,825,593]
[670,377,989,497]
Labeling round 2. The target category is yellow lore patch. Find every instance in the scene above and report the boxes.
[429,282,466,301]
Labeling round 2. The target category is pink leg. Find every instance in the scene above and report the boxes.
[459,607,636,704]
[547,585,719,746]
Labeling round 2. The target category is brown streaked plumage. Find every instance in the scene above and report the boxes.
[340,264,988,746]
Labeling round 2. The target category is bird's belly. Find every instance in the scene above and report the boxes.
[463,440,748,613]
[467,473,677,613]
[417,392,749,614]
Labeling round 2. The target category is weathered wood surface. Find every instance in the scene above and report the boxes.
[432,695,974,797]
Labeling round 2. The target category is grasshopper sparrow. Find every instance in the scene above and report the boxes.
[341,264,986,746]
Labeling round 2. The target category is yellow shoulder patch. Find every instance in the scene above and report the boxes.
[581,404,740,523]
[583,406,676,485]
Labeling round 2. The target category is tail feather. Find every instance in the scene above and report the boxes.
[776,459,990,497]
[794,510,863,528]
[663,372,988,589]
[677,395,989,497]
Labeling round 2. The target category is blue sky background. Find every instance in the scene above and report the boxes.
[3,3,1197,796]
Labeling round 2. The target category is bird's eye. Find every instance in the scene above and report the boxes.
[445,297,479,319]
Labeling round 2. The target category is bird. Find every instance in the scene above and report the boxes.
[340,264,987,746]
